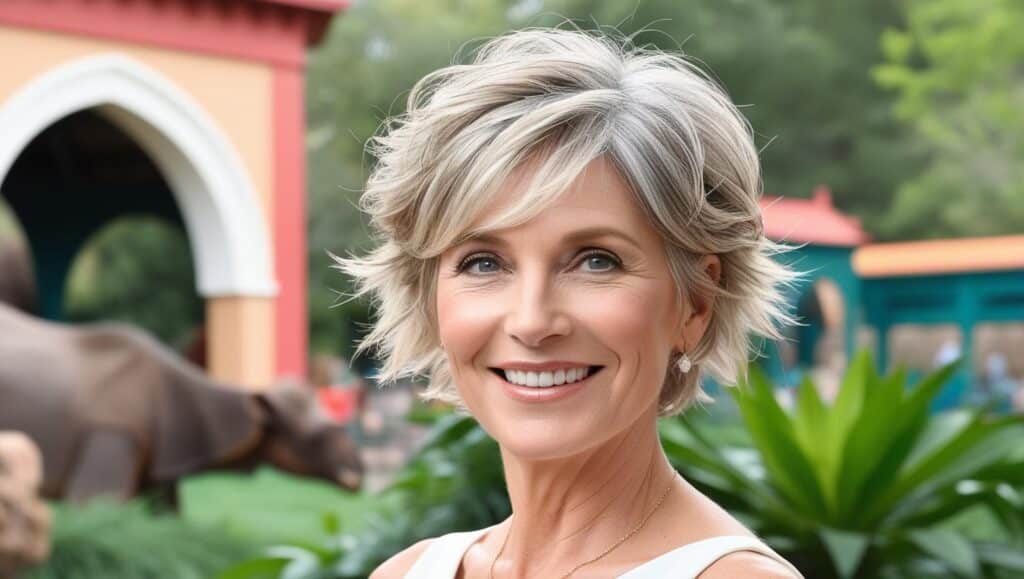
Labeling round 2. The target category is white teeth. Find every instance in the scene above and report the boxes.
[502,367,593,388]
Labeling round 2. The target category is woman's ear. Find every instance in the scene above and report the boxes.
[674,254,721,354]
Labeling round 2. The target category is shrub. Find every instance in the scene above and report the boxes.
[22,499,259,579]
[662,351,1024,577]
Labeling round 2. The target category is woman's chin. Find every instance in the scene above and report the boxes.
[488,416,607,461]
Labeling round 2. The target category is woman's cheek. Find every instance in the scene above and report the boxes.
[582,284,667,347]
[437,287,498,363]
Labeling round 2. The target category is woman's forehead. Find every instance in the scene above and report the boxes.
[456,156,654,245]
[468,155,638,228]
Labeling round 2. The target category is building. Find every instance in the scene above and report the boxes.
[0,0,347,388]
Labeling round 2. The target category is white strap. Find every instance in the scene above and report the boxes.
[618,535,803,578]
[404,531,802,578]
[403,527,490,578]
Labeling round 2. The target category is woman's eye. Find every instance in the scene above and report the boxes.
[454,250,621,276]
[457,255,502,275]
[577,251,621,273]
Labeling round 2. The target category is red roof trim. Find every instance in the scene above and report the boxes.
[759,185,870,247]
[0,0,346,68]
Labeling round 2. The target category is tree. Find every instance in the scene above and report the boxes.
[873,0,1024,239]
[557,0,923,236]
[65,217,202,350]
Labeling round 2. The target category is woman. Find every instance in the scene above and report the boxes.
[338,27,803,578]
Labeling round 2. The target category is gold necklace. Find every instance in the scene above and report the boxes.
[487,472,680,579]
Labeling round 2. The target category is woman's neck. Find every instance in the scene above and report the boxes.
[494,406,678,578]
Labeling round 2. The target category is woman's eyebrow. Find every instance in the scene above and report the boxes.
[463,226,642,251]
[562,226,643,251]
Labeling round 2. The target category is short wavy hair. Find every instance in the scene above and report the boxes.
[334,27,799,416]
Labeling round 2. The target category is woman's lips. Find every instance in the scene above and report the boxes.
[491,366,603,403]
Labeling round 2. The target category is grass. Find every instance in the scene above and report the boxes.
[180,466,385,546]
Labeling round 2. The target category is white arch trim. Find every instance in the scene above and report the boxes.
[0,54,277,297]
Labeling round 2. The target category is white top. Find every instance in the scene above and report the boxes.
[404,525,804,578]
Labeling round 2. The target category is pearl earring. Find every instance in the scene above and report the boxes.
[677,352,692,374]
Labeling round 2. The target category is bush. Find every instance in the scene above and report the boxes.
[217,413,506,579]
[22,499,259,579]
[180,467,382,547]
[662,351,1024,578]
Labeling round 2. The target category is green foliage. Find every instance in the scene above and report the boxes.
[0,197,21,239]
[662,350,1024,577]
[219,412,507,579]
[555,0,923,234]
[180,467,383,547]
[64,216,202,350]
[873,0,1024,239]
[332,412,508,577]
[21,499,259,579]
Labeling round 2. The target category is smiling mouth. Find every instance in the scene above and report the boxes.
[489,366,604,388]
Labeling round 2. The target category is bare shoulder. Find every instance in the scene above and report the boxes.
[697,550,800,579]
[368,538,436,579]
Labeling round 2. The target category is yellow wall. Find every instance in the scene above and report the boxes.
[207,296,275,390]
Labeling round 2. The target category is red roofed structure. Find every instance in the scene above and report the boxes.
[760,185,871,247]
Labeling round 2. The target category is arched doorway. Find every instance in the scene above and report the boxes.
[0,54,275,386]
[2,109,190,320]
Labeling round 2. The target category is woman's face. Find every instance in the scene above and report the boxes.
[436,157,694,460]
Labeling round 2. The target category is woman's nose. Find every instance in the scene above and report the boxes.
[502,270,571,347]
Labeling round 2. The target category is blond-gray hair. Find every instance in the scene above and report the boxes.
[334,27,799,416]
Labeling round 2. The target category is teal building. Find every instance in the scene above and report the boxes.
[758,186,1024,411]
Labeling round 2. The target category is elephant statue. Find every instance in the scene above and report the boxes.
[0,302,364,504]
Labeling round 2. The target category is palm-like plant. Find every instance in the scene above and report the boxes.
[661,350,1024,578]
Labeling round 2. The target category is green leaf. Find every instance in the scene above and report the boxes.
[216,558,290,579]
[877,419,1024,528]
[321,511,341,535]
[730,366,828,518]
[975,542,1024,571]
[825,350,872,487]
[834,365,912,521]
[793,374,832,505]
[853,362,969,525]
[903,410,975,469]
[908,528,979,577]
[819,528,870,579]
